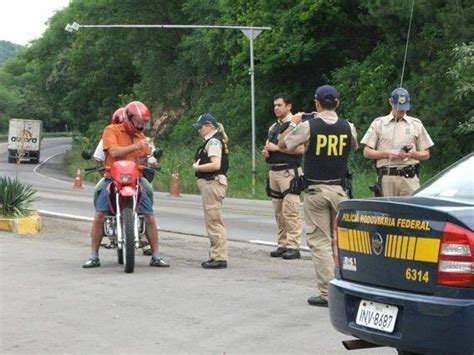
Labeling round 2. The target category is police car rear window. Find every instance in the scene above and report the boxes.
[416,155,474,202]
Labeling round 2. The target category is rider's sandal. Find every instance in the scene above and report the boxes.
[142,244,152,256]
[149,258,170,268]
[82,258,101,268]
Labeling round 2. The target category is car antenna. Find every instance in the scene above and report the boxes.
[399,0,416,90]
[387,0,416,187]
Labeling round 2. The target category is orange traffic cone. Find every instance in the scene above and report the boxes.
[169,172,181,197]
[73,169,83,189]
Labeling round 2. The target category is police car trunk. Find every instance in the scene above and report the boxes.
[328,197,474,354]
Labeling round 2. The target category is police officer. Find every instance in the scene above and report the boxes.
[361,87,434,196]
[279,85,358,307]
[192,113,229,269]
[262,94,304,259]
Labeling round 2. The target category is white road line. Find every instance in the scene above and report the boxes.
[38,210,310,252]
[38,210,93,222]
[33,152,73,184]
[249,240,277,247]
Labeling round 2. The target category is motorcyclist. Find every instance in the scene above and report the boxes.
[83,101,169,268]
[92,107,155,256]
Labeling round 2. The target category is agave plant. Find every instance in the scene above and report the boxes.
[0,177,38,218]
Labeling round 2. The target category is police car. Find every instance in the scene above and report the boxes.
[329,153,474,355]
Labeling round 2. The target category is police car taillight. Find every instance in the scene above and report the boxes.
[437,223,474,287]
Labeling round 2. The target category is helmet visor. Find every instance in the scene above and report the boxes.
[131,115,150,131]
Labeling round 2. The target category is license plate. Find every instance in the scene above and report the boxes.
[356,300,398,333]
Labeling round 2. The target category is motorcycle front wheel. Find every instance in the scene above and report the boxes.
[117,247,123,264]
[122,208,135,273]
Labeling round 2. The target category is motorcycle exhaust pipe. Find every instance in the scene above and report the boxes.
[342,339,384,350]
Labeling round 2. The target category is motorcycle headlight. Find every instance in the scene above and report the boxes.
[120,174,133,184]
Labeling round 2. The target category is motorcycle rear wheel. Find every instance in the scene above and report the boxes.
[122,208,135,273]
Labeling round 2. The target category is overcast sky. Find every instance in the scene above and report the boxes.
[0,0,70,45]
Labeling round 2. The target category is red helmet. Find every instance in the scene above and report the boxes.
[124,101,151,134]
[111,107,126,124]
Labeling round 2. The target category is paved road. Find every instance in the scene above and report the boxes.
[0,138,305,247]
[1,140,396,353]
[0,217,393,354]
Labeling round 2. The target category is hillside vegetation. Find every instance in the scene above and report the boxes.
[0,41,23,66]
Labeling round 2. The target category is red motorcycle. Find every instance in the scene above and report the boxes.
[84,149,161,273]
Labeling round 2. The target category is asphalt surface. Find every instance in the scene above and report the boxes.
[0,217,395,354]
[1,139,395,353]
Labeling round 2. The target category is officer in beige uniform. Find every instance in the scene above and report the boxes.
[361,87,434,196]
[192,113,229,269]
[279,85,358,307]
[262,94,304,259]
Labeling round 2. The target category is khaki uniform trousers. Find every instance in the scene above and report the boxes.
[304,184,347,300]
[381,175,419,197]
[269,168,302,250]
[197,177,228,261]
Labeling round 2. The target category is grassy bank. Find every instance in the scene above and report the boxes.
[64,141,434,200]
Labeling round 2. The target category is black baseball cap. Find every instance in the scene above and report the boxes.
[192,113,217,129]
[315,85,340,100]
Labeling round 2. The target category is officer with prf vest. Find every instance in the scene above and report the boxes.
[262,94,305,259]
[279,85,358,307]
[192,113,230,269]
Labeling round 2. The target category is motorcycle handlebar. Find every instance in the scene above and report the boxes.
[143,166,161,173]
[85,165,159,175]
[153,148,163,160]
[84,166,106,175]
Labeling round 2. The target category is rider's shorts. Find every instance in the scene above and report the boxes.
[95,178,154,215]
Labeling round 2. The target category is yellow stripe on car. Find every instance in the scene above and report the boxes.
[407,237,417,260]
[414,238,440,262]
[337,228,371,254]
[386,235,440,262]
[338,227,440,262]
[338,227,350,250]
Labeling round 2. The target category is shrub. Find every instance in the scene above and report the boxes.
[0,177,38,218]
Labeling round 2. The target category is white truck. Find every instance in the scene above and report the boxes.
[8,119,43,164]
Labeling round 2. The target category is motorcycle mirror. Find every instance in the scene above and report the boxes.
[81,150,92,160]
[153,148,163,160]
